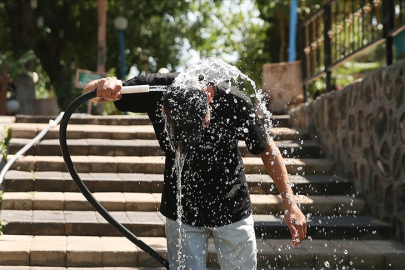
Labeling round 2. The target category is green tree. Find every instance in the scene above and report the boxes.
[0,0,209,111]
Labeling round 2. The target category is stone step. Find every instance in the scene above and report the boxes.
[8,138,321,158]
[0,267,396,270]
[0,210,389,239]
[3,170,353,195]
[0,268,168,270]
[0,235,404,269]
[14,114,292,127]
[1,192,367,216]
[8,155,335,175]
[9,123,304,141]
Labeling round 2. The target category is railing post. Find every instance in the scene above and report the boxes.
[299,19,308,102]
[323,1,332,92]
[383,0,395,65]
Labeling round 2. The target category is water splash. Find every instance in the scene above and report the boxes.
[173,57,273,129]
[163,57,275,268]
[174,148,187,269]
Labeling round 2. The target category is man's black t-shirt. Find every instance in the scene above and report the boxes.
[114,73,268,227]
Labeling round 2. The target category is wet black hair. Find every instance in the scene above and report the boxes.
[163,84,208,152]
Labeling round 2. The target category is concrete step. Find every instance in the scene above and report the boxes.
[3,170,353,195]
[9,123,304,141]
[8,155,335,175]
[0,210,389,239]
[8,138,321,158]
[0,268,168,270]
[1,192,367,216]
[0,267,396,270]
[0,235,404,269]
[15,114,153,126]
[14,114,292,128]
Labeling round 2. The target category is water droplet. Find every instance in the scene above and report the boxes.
[297,166,303,171]
[343,249,348,254]
[324,261,330,268]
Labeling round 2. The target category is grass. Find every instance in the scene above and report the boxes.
[0,126,11,161]
[0,126,11,235]
[0,191,5,235]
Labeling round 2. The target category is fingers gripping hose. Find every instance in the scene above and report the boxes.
[59,90,169,269]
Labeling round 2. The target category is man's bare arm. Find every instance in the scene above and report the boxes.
[260,137,307,246]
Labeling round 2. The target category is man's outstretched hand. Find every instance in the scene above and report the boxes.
[283,204,307,246]
[84,77,122,102]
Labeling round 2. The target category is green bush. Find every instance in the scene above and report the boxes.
[306,61,381,101]
[0,126,11,161]
[0,191,5,235]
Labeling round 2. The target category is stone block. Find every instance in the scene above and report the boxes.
[126,211,165,237]
[256,239,279,267]
[55,139,88,156]
[95,211,131,236]
[64,211,98,236]
[93,192,125,211]
[89,156,117,173]
[3,171,34,192]
[9,155,35,171]
[30,236,66,266]
[87,139,115,156]
[302,240,349,269]
[64,193,93,211]
[120,173,152,193]
[1,192,33,210]
[331,239,384,269]
[66,236,102,267]
[251,194,281,215]
[364,240,405,269]
[124,193,157,211]
[270,239,314,268]
[35,156,64,171]
[71,156,91,173]
[100,236,138,267]
[32,210,65,235]
[89,173,122,192]
[1,210,32,235]
[150,174,164,193]
[34,177,65,192]
[85,125,112,139]
[33,192,64,210]
[0,235,33,265]
[137,237,167,267]
[36,139,63,156]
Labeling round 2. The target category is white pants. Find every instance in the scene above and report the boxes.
[165,215,257,270]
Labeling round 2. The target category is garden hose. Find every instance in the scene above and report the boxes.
[59,88,169,269]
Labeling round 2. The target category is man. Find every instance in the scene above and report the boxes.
[84,71,306,269]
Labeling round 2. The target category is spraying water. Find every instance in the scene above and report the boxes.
[162,57,273,268]
[173,57,273,130]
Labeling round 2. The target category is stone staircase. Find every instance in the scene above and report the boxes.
[0,114,404,270]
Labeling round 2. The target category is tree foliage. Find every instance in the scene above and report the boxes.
[0,0,332,112]
[0,0,206,110]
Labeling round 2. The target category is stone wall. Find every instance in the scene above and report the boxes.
[289,59,405,243]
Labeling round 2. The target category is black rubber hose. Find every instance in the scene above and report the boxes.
[59,90,170,269]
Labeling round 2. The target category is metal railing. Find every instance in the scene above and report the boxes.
[0,112,65,185]
[300,0,405,99]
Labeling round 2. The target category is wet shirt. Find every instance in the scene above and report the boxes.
[114,73,268,227]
